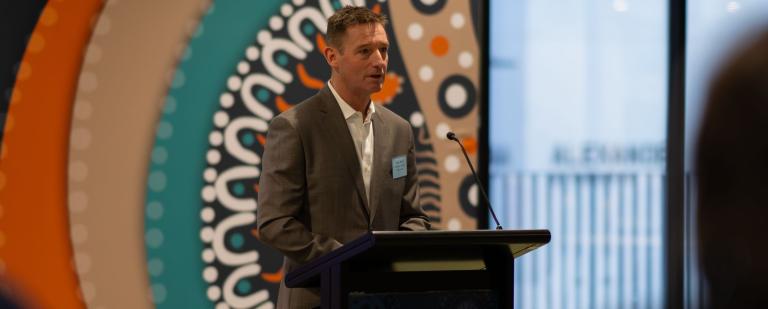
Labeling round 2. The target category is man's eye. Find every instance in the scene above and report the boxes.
[359,48,370,54]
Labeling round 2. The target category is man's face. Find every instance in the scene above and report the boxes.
[328,23,389,98]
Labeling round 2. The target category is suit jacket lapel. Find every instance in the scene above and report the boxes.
[317,87,371,214]
[368,110,389,225]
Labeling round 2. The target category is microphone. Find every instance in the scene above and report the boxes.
[446,132,503,230]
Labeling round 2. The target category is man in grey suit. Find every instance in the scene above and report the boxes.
[256,6,430,309]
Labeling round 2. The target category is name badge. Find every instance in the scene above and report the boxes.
[392,155,407,179]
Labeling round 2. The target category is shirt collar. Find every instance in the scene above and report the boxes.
[328,81,375,121]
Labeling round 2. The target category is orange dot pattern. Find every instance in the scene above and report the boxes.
[462,137,478,155]
[430,35,450,57]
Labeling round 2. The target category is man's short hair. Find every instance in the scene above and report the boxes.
[326,6,388,51]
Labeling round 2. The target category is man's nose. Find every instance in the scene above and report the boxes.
[372,50,386,68]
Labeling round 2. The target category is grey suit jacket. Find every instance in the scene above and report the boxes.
[257,86,430,309]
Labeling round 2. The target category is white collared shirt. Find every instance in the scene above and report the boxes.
[328,81,375,203]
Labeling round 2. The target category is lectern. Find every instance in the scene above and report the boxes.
[285,229,551,308]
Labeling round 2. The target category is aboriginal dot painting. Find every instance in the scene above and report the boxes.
[0,0,483,308]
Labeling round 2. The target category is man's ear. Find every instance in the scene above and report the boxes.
[323,46,338,69]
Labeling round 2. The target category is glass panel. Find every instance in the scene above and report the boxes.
[489,1,668,308]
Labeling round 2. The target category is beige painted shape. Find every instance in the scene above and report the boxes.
[390,0,481,230]
[67,0,211,308]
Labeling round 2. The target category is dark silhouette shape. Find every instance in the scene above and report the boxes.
[696,28,768,308]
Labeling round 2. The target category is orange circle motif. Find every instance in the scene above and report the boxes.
[430,35,449,57]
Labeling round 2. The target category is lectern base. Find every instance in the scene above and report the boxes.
[349,289,498,309]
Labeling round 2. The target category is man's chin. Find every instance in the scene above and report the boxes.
[368,84,383,93]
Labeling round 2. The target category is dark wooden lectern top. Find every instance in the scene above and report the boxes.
[286,229,551,289]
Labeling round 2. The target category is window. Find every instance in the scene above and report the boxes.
[489,1,668,307]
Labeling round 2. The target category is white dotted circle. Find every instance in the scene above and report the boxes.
[147,258,164,277]
[445,84,468,109]
[203,167,218,182]
[171,71,186,89]
[419,65,434,82]
[202,248,216,263]
[209,131,223,146]
[69,190,89,213]
[458,51,473,68]
[213,111,229,128]
[202,185,216,202]
[207,285,221,301]
[74,252,92,274]
[281,4,294,16]
[69,161,89,182]
[237,61,250,75]
[201,207,215,223]
[80,281,96,302]
[151,284,167,304]
[220,93,234,108]
[200,226,215,243]
[469,184,478,207]
[74,101,93,119]
[448,218,462,230]
[156,121,174,139]
[407,23,423,40]
[95,15,112,35]
[146,228,164,248]
[78,72,98,93]
[207,149,221,165]
[227,75,242,91]
[292,0,305,6]
[203,266,218,282]
[451,13,465,29]
[164,96,177,114]
[409,112,424,128]
[436,122,451,140]
[246,46,260,61]
[194,24,205,38]
[148,171,167,192]
[182,48,192,61]
[71,128,92,150]
[216,302,230,309]
[257,30,271,45]
[71,224,88,244]
[85,45,102,64]
[444,155,460,173]
[269,16,284,31]
[147,201,164,220]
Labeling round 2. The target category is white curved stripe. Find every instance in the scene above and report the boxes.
[287,7,327,51]
[224,116,269,165]
[215,166,260,212]
[261,37,307,84]
[213,213,259,266]
[223,264,270,307]
[240,73,282,120]
[240,73,285,120]
[319,0,335,19]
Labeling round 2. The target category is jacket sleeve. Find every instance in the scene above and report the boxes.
[398,128,431,231]
[256,115,343,264]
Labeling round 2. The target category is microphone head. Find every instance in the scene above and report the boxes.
[446,131,457,141]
